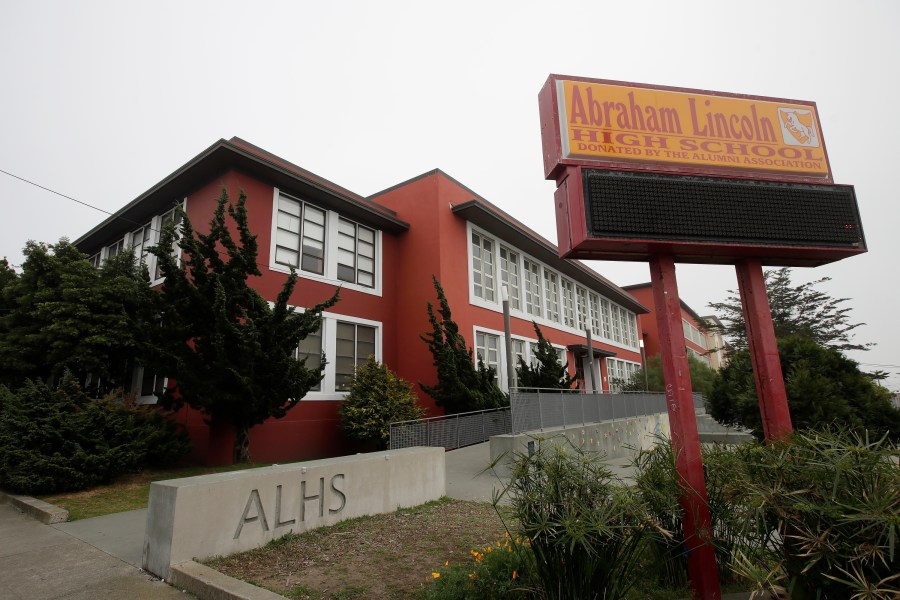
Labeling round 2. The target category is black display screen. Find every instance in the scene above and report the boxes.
[582,169,864,250]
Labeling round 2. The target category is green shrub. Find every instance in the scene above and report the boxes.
[0,374,191,494]
[422,534,540,599]
[499,438,659,600]
[338,356,424,450]
[632,439,764,589]
[734,428,900,599]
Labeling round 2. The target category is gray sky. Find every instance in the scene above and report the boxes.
[2,0,898,390]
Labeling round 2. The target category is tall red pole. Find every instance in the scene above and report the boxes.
[649,255,721,600]
[735,259,793,440]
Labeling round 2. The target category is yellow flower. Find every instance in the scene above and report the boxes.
[512,570,518,580]
[432,572,440,579]
[468,572,476,579]
[444,561,449,566]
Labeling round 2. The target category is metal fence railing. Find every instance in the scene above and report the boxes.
[389,392,707,449]
[510,389,707,434]
[389,406,512,451]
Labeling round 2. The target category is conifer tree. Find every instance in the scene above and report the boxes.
[146,189,339,463]
[0,241,155,390]
[420,276,507,413]
[515,322,575,391]
[707,267,869,353]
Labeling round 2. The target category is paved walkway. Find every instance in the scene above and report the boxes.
[0,501,188,599]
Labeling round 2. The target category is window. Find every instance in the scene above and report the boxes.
[106,238,125,260]
[626,311,638,348]
[475,331,501,387]
[600,298,612,339]
[543,269,559,322]
[511,339,526,388]
[335,322,376,391]
[499,246,521,310]
[295,323,324,392]
[128,366,166,405]
[561,279,576,328]
[131,222,153,267]
[154,207,183,280]
[589,292,601,335]
[607,358,640,391]
[275,194,326,275]
[576,286,589,331]
[471,232,496,302]
[88,253,101,268]
[337,218,376,288]
[523,258,542,317]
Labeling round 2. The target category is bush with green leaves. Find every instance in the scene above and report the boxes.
[733,428,900,599]
[709,336,900,442]
[0,374,190,494]
[632,439,764,589]
[497,438,660,599]
[423,534,540,599]
[338,356,424,450]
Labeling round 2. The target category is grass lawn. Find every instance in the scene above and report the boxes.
[37,462,269,521]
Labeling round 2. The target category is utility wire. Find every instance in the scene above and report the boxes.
[0,167,285,275]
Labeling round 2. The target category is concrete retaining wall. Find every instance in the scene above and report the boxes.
[490,413,670,476]
[143,447,445,579]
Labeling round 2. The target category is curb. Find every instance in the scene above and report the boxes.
[170,561,286,600]
[0,491,69,524]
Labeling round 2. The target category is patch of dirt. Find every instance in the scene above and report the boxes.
[207,498,510,599]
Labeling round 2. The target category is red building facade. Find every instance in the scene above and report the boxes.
[76,138,647,464]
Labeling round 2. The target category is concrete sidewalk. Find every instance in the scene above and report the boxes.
[0,501,188,599]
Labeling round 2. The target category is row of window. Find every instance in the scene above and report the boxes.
[471,227,639,348]
[474,329,568,390]
[272,192,378,291]
[606,358,641,392]
[88,205,183,281]
[682,319,709,350]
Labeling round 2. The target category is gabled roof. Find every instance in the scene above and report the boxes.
[75,137,410,251]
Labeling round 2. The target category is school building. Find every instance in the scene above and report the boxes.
[75,137,649,463]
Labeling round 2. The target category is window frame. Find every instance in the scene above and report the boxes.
[269,189,382,297]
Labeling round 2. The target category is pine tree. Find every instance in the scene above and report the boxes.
[146,188,339,463]
[0,241,155,390]
[516,322,575,391]
[420,276,508,413]
[708,336,900,442]
[707,267,869,353]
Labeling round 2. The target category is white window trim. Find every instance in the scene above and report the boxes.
[465,222,640,351]
[268,188,383,297]
[291,308,383,402]
[472,325,567,393]
[148,198,188,287]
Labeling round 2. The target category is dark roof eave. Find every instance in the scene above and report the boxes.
[74,139,410,251]
[451,200,648,314]
[566,344,617,358]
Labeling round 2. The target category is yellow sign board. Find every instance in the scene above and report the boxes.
[556,80,829,178]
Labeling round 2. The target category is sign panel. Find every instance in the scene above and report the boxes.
[552,167,865,267]
[540,76,832,183]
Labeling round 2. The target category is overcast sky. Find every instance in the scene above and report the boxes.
[1,1,897,390]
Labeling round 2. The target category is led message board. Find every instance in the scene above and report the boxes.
[540,76,865,266]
